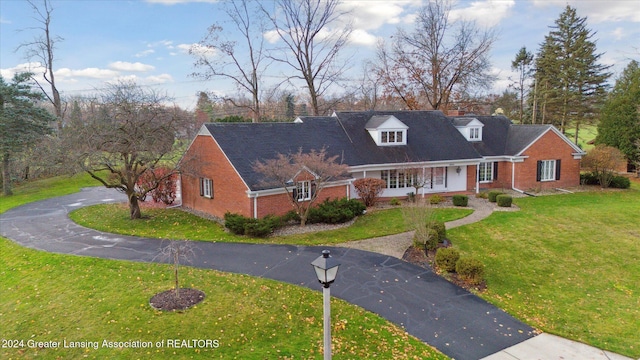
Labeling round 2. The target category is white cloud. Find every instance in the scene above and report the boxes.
[531,0,640,23]
[611,27,625,41]
[176,43,216,57]
[450,0,515,28]
[108,61,155,72]
[349,29,379,46]
[135,49,155,58]
[0,16,11,24]
[145,74,174,83]
[0,62,43,79]
[55,67,120,80]
[263,29,281,44]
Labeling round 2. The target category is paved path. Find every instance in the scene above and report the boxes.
[0,187,536,360]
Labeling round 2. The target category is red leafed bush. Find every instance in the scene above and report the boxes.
[137,167,177,205]
[353,178,387,207]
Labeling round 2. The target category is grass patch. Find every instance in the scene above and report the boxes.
[0,238,446,359]
[69,205,472,245]
[448,189,640,358]
[1,176,447,359]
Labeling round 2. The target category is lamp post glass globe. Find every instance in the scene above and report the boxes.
[311,250,340,287]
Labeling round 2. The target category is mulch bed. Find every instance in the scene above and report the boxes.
[402,244,487,293]
[149,288,205,311]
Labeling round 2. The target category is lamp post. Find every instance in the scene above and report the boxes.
[311,250,341,360]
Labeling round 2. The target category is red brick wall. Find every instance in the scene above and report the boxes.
[515,130,581,190]
[466,164,478,192]
[484,161,513,190]
[180,135,252,219]
[255,185,348,218]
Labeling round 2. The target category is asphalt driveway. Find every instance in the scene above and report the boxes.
[0,187,536,360]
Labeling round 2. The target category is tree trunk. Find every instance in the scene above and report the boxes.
[2,153,13,196]
[128,192,141,219]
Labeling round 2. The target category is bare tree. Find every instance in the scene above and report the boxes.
[261,0,353,116]
[154,241,197,299]
[69,81,183,219]
[17,0,65,129]
[253,148,349,225]
[191,0,267,122]
[375,0,496,111]
[581,145,626,188]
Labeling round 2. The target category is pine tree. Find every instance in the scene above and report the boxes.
[596,60,640,170]
[511,47,534,124]
[532,6,611,143]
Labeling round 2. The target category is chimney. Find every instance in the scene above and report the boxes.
[447,109,465,117]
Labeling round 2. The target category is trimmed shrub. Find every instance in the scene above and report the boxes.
[452,194,468,207]
[224,212,250,235]
[429,194,445,204]
[390,198,401,206]
[426,220,446,242]
[435,248,460,272]
[476,192,488,199]
[307,197,364,224]
[580,172,599,185]
[610,175,631,189]
[455,257,485,285]
[353,178,387,207]
[243,220,273,238]
[424,228,439,252]
[488,191,504,202]
[496,194,512,207]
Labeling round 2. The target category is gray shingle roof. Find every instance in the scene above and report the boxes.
[202,111,557,191]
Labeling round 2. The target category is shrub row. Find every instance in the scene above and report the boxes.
[224,197,365,237]
[435,248,485,285]
[580,172,631,189]
[307,198,366,224]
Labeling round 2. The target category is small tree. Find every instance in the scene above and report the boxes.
[353,178,386,207]
[581,145,626,188]
[154,241,196,299]
[253,148,349,226]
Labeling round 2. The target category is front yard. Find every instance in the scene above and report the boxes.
[449,187,640,357]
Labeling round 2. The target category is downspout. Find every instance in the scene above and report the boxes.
[252,193,259,219]
[511,160,524,194]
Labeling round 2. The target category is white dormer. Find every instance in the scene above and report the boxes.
[365,115,408,146]
[453,118,484,141]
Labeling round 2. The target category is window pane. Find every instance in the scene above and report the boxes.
[381,132,388,143]
[397,131,403,142]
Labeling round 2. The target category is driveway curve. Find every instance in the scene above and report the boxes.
[0,187,535,360]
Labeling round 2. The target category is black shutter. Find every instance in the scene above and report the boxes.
[555,159,561,180]
[444,167,448,188]
[210,179,214,199]
[493,162,499,181]
[311,181,317,198]
[199,178,204,196]
[536,161,542,182]
[292,187,298,201]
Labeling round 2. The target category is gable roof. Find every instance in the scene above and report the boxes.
[197,111,581,191]
[455,115,583,157]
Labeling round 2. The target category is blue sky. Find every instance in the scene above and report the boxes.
[1,0,639,110]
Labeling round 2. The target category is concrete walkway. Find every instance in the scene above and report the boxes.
[0,188,634,360]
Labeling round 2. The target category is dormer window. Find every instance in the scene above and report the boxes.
[453,117,484,142]
[469,127,480,140]
[366,115,408,146]
[381,130,404,144]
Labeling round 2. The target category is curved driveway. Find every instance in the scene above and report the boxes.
[0,187,535,360]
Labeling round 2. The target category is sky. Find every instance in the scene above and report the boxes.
[1,0,639,111]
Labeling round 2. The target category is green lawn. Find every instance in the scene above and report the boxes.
[449,187,640,358]
[69,204,472,245]
[0,175,447,359]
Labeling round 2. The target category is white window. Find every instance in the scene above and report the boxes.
[200,178,213,198]
[380,131,405,145]
[381,170,412,189]
[469,127,480,140]
[540,160,556,181]
[296,180,312,201]
[478,162,494,183]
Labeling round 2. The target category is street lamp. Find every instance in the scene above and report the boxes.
[311,250,341,360]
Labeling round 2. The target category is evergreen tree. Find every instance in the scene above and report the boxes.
[596,60,640,170]
[0,73,56,195]
[531,6,611,143]
[511,47,534,124]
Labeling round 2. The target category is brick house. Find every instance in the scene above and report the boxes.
[178,111,585,219]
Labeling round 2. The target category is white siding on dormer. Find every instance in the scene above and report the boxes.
[366,115,408,146]
[454,118,484,141]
